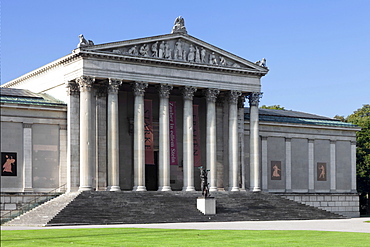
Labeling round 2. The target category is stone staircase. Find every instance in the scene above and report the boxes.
[4,191,346,226]
[3,192,80,226]
[45,191,345,226]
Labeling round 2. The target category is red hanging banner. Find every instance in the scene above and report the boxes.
[169,101,178,165]
[193,105,201,167]
[144,99,154,165]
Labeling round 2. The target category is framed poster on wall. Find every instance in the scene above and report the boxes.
[1,152,17,176]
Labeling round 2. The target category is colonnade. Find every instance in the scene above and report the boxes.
[66,76,262,192]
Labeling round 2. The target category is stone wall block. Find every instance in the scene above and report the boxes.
[4,204,16,210]
[310,196,317,201]
[325,196,332,201]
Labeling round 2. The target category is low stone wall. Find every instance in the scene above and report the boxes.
[0,193,49,217]
[279,193,360,218]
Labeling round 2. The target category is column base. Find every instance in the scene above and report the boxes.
[158,186,172,192]
[23,188,34,192]
[133,186,147,192]
[79,186,93,191]
[251,187,261,192]
[229,187,240,192]
[106,186,121,192]
[209,187,218,192]
[182,186,195,192]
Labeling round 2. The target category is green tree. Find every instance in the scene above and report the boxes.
[345,104,370,215]
[260,105,285,110]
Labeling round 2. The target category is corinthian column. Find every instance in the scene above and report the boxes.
[157,84,173,191]
[229,90,242,191]
[77,76,95,191]
[248,92,262,192]
[66,81,80,192]
[107,79,122,191]
[205,88,219,192]
[182,86,197,192]
[132,82,148,191]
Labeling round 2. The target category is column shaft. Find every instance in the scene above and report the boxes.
[205,88,219,192]
[132,82,148,191]
[229,91,241,191]
[59,126,67,190]
[23,124,33,192]
[96,89,107,191]
[66,82,80,192]
[158,84,173,191]
[77,76,95,191]
[182,86,197,192]
[261,136,268,191]
[351,141,357,192]
[285,138,292,192]
[308,139,314,192]
[248,92,262,192]
[330,140,336,191]
[107,79,122,191]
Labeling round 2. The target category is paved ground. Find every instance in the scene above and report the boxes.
[2,217,370,233]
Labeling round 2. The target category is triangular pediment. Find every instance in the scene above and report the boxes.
[78,33,268,74]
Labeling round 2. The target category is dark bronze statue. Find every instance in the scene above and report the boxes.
[199,166,210,197]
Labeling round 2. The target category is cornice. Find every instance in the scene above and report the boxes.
[79,50,266,76]
[2,53,81,88]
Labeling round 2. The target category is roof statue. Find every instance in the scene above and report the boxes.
[77,34,94,48]
[171,16,187,34]
[255,58,267,67]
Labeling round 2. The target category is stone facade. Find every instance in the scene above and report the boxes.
[281,194,360,218]
[1,18,360,217]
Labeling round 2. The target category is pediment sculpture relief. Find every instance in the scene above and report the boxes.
[109,38,243,68]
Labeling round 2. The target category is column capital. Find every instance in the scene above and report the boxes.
[157,84,173,98]
[131,82,148,96]
[76,76,95,92]
[228,90,242,104]
[247,92,263,107]
[108,78,122,94]
[182,86,197,100]
[23,123,32,128]
[205,88,220,103]
[66,81,80,96]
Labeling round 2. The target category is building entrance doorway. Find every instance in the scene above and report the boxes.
[145,151,158,191]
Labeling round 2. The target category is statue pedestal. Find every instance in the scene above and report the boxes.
[197,197,216,215]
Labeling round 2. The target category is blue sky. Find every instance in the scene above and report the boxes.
[2,0,369,118]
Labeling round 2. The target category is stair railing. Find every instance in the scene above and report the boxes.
[1,183,67,224]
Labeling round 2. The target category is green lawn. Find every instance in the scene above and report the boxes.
[1,228,369,247]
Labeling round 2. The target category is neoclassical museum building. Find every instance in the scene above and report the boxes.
[1,18,360,217]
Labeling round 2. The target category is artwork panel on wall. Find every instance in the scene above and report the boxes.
[1,152,17,176]
[317,162,327,181]
[271,161,281,180]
